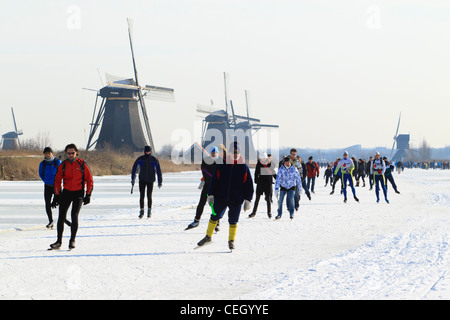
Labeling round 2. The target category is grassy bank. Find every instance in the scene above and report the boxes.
[0,150,200,181]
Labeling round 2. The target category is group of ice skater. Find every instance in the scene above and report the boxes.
[39,142,400,251]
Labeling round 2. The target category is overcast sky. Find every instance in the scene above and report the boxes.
[1,0,450,152]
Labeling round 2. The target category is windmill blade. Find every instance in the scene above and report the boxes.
[196,106,227,117]
[252,123,279,128]
[82,87,99,92]
[138,89,155,150]
[394,112,401,138]
[11,108,19,133]
[105,73,136,85]
[389,139,396,159]
[106,82,140,90]
[232,114,261,123]
[229,100,237,126]
[143,85,175,102]
[127,18,140,87]
[223,72,230,114]
[245,90,250,120]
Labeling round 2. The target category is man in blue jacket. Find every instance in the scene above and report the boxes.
[38,147,62,228]
[197,141,254,250]
[131,146,162,218]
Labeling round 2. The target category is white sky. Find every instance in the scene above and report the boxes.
[1,0,450,151]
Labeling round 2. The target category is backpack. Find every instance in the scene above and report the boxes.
[62,159,86,191]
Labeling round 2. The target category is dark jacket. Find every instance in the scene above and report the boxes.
[201,156,217,185]
[254,160,276,186]
[131,154,162,184]
[208,155,254,205]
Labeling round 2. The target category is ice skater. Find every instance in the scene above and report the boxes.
[38,147,63,229]
[49,144,93,250]
[274,156,302,220]
[371,152,389,203]
[185,146,219,230]
[249,153,276,219]
[196,141,254,250]
[131,145,162,219]
[334,151,359,203]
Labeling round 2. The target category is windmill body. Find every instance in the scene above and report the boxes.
[86,19,175,152]
[94,84,148,150]
[1,108,23,150]
[190,73,279,164]
[390,112,411,162]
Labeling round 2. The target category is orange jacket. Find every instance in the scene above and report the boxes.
[54,158,93,195]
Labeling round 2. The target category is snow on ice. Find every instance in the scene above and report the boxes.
[1,169,450,300]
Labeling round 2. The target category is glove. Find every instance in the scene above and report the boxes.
[83,194,91,205]
[207,195,214,206]
[51,194,60,208]
[198,180,205,190]
[158,183,162,189]
[243,200,251,211]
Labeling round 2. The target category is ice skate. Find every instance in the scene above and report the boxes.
[48,241,61,250]
[185,219,199,230]
[195,235,212,249]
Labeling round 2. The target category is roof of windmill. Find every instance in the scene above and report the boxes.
[2,131,20,139]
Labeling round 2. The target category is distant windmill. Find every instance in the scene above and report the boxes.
[1,108,23,150]
[390,112,411,162]
[86,18,175,151]
[189,72,278,162]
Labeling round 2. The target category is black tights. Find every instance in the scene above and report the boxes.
[44,184,54,223]
[57,189,83,242]
[139,181,154,209]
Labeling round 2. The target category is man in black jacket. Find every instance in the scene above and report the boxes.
[131,146,162,218]
[249,153,276,218]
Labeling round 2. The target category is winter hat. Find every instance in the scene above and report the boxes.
[144,145,152,152]
[343,151,349,156]
[210,146,219,154]
[308,156,313,160]
[283,156,291,162]
[43,147,53,154]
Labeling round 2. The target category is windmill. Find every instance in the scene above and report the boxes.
[192,72,279,163]
[389,112,411,162]
[86,18,175,152]
[1,108,23,150]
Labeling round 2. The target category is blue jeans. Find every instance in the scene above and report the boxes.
[306,176,316,193]
[278,189,295,217]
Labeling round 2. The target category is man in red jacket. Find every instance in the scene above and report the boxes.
[49,143,93,250]
[306,156,320,193]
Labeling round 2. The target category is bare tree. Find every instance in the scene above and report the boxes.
[418,139,431,161]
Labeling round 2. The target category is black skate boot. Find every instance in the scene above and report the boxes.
[197,235,212,247]
[138,209,144,219]
[49,241,61,250]
[228,240,235,250]
[185,219,200,230]
[69,239,76,250]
